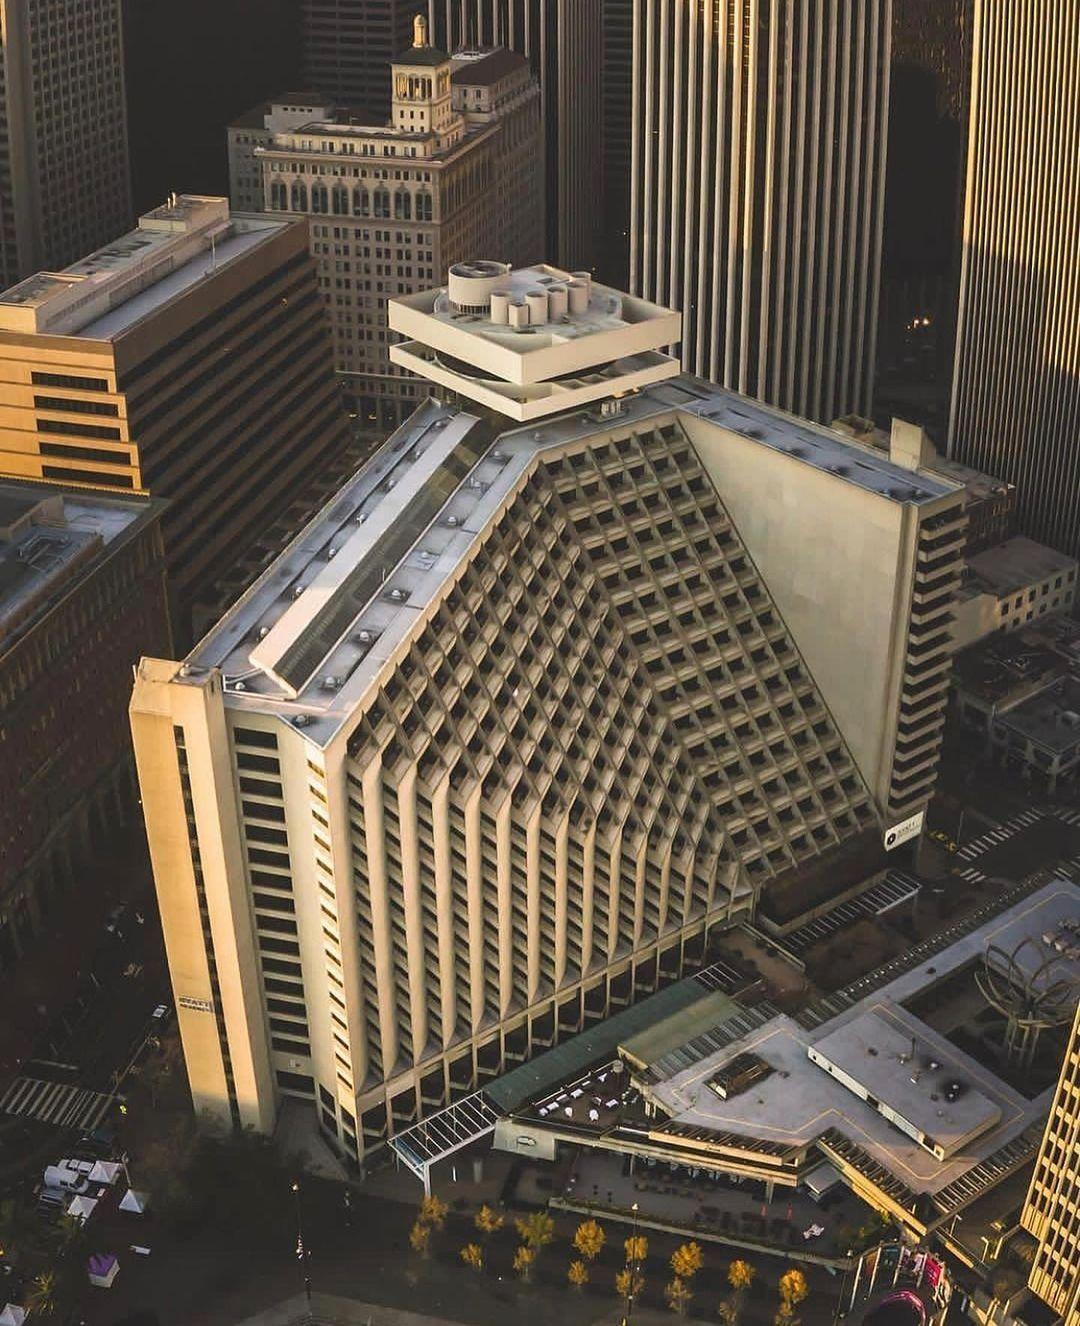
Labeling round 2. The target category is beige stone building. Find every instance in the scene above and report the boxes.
[130,262,964,1159]
[228,21,543,428]
[1022,999,1080,1326]
[0,195,350,634]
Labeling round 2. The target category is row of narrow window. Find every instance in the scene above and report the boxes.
[270,181,433,221]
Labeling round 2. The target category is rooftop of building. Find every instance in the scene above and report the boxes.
[996,676,1080,754]
[450,46,530,84]
[0,482,160,652]
[965,537,1078,598]
[952,620,1080,705]
[637,882,1077,1203]
[0,196,289,340]
[172,352,957,746]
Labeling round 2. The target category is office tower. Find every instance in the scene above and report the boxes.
[598,0,633,287]
[229,26,543,427]
[631,1,893,424]
[430,0,602,268]
[123,0,299,214]
[0,483,169,974]
[1022,1000,1080,1326]
[131,260,962,1150]
[0,0,132,285]
[0,195,350,634]
[301,0,415,117]
[949,0,1080,558]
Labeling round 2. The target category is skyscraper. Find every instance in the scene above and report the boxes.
[948,0,1080,558]
[229,26,544,426]
[631,0,893,424]
[131,260,962,1152]
[430,0,602,268]
[0,0,132,285]
[0,196,350,634]
[300,0,415,117]
[1021,1000,1080,1326]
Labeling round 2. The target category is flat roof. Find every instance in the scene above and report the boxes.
[810,1001,1002,1155]
[997,676,1080,754]
[451,47,530,85]
[0,482,158,649]
[177,374,962,747]
[0,197,289,340]
[640,881,1078,1201]
[967,536,1077,597]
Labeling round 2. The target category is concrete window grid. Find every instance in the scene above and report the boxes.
[336,421,876,1132]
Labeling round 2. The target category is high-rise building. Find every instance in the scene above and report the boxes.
[1022,1000,1080,1326]
[0,195,350,634]
[0,0,132,286]
[228,25,543,427]
[631,0,893,424]
[0,482,169,974]
[430,0,602,269]
[131,260,963,1152]
[300,0,415,118]
[948,0,1080,558]
[598,0,633,287]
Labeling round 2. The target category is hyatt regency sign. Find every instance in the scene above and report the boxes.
[884,811,924,851]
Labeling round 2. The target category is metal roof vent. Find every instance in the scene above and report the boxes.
[327,545,337,559]
[232,680,246,692]
[385,478,396,490]
[322,675,342,691]
[356,629,373,645]
[446,514,460,526]
[491,450,506,462]
[293,714,310,728]
[292,584,305,599]
[354,511,368,524]
[389,587,408,602]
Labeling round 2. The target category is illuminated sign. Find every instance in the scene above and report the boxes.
[884,811,925,851]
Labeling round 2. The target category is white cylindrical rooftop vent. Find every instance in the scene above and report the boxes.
[525,289,549,323]
[508,300,530,329]
[571,271,592,297]
[547,285,568,320]
[447,259,511,311]
[567,280,588,315]
[489,290,511,324]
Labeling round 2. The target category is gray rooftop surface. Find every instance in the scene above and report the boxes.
[997,677,1080,754]
[181,382,959,749]
[966,535,1077,597]
[642,880,1079,1198]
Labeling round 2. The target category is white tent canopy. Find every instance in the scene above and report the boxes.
[119,1188,149,1214]
[88,1160,123,1185]
[67,1194,98,1223]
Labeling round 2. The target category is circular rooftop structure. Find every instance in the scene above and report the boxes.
[447,260,512,312]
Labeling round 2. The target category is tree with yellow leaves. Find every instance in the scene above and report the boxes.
[616,1267,646,1303]
[409,1220,431,1258]
[624,1233,649,1265]
[568,1259,590,1290]
[671,1241,704,1280]
[420,1194,449,1230]
[776,1268,809,1326]
[513,1244,536,1281]
[573,1217,606,1261]
[475,1204,504,1238]
[666,1277,693,1315]
[719,1258,755,1326]
[460,1242,483,1271]
[515,1211,555,1253]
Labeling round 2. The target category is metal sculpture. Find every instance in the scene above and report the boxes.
[976,937,1078,1068]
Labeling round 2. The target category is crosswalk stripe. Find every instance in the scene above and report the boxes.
[0,1076,111,1130]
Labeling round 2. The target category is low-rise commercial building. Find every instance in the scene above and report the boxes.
[952,537,1077,651]
[0,195,350,636]
[953,622,1080,792]
[0,482,169,973]
[228,23,543,426]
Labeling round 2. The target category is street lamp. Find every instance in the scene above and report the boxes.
[620,1200,641,1326]
[291,1179,312,1307]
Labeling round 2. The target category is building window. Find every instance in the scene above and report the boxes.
[270,180,287,209]
[290,181,308,211]
[312,183,329,214]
